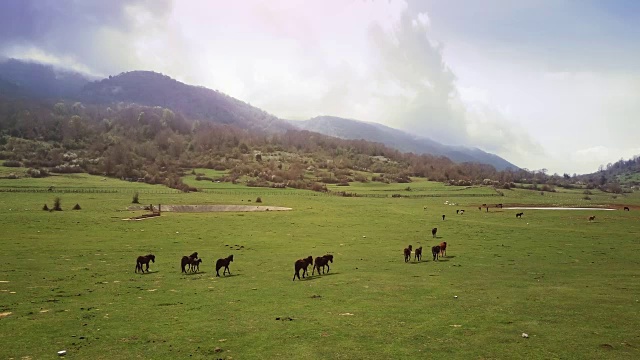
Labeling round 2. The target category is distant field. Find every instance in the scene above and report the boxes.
[1,172,639,359]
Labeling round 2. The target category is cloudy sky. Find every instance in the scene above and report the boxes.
[1,0,639,174]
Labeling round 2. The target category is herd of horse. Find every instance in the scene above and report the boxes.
[135,205,631,279]
[404,242,447,263]
[134,252,234,277]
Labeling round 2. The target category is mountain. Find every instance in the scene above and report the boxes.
[0,58,93,99]
[289,116,519,170]
[80,71,292,133]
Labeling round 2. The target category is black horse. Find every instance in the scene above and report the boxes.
[135,254,155,273]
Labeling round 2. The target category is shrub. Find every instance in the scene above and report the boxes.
[583,195,591,200]
[583,189,593,195]
[256,197,262,203]
[336,182,350,186]
[3,160,22,167]
[42,204,49,211]
[53,197,62,211]
[7,173,18,179]
[72,203,81,210]
[405,186,412,191]
[26,168,49,178]
[132,192,140,204]
[391,194,402,198]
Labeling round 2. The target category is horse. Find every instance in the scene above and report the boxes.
[478,207,481,211]
[414,246,422,261]
[432,245,441,261]
[624,206,630,211]
[439,242,447,257]
[321,254,334,273]
[190,258,202,272]
[403,245,412,263]
[181,255,198,273]
[135,254,155,273]
[181,252,199,273]
[459,210,465,215]
[215,255,234,276]
[456,209,459,214]
[432,227,438,238]
[497,203,503,208]
[588,216,596,222]
[313,255,331,274]
[292,256,313,281]
[516,212,523,218]
[442,215,445,220]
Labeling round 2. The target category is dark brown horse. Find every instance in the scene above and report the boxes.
[588,216,596,222]
[292,256,313,281]
[321,254,334,273]
[216,255,234,277]
[414,246,422,261]
[135,254,155,273]
[432,227,438,238]
[312,255,331,275]
[181,252,199,273]
[403,245,412,263]
[439,242,447,257]
[432,245,441,261]
[624,206,630,211]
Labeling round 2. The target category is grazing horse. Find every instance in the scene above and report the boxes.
[292,256,313,281]
[216,255,234,276]
[403,245,412,263]
[321,254,334,273]
[624,206,630,211]
[432,245,441,261]
[456,209,459,214]
[588,216,596,222]
[478,206,481,211]
[414,246,422,261]
[439,242,447,257]
[516,212,524,218]
[432,227,438,238]
[135,254,155,273]
[442,215,445,220]
[459,210,465,215]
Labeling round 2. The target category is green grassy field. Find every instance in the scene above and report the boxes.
[1,173,639,359]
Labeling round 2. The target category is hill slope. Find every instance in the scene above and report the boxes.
[289,116,519,170]
[80,71,292,133]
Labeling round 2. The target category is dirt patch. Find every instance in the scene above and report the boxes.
[0,311,12,318]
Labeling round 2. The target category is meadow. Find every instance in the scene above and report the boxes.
[1,172,639,359]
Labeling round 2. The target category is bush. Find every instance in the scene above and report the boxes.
[7,173,18,179]
[26,168,49,178]
[391,194,402,198]
[72,203,81,210]
[583,189,593,195]
[132,192,140,204]
[256,197,262,203]
[53,197,62,211]
[3,160,22,167]
[583,195,591,200]
[42,204,49,211]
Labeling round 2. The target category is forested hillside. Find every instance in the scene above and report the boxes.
[0,98,523,192]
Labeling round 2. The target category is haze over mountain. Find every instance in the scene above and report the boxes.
[289,116,518,170]
[80,71,292,133]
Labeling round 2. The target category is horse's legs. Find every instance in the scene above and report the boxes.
[216,268,220,277]
[226,266,231,275]
[145,262,150,272]
[326,264,330,273]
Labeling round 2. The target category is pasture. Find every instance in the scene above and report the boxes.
[1,174,640,359]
